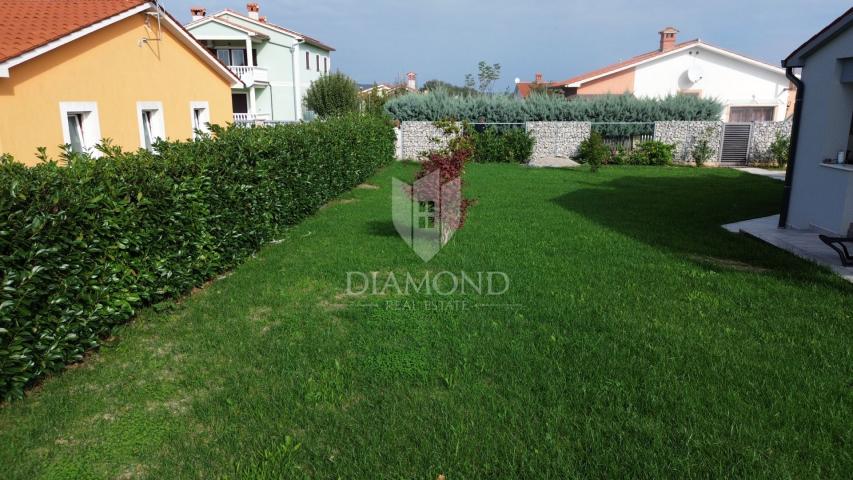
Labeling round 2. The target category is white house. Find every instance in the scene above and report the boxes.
[359,72,419,96]
[518,28,795,122]
[780,7,853,236]
[185,3,334,122]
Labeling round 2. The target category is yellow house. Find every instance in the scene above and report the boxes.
[0,0,241,166]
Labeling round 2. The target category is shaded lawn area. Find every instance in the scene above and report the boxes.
[1,163,850,479]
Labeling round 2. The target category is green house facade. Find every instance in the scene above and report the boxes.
[185,4,334,122]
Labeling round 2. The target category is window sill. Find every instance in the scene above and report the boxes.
[820,163,853,173]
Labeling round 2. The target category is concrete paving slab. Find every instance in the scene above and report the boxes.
[528,156,581,168]
[723,214,853,283]
[734,167,786,181]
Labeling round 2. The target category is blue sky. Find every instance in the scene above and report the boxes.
[168,0,848,90]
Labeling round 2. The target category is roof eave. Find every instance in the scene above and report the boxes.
[212,10,334,52]
[0,2,242,87]
[187,17,270,40]
[561,40,785,88]
[0,2,152,75]
[784,7,853,68]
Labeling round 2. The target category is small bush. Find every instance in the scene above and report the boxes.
[610,146,631,165]
[0,114,395,400]
[469,127,535,163]
[690,127,716,167]
[692,139,713,167]
[769,133,791,169]
[575,132,610,171]
[630,141,676,166]
[303,72,360,118]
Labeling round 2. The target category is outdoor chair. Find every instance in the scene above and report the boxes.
[820,224,853,267]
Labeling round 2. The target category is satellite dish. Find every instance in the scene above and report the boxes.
[687,65,704,83]
[514,77,521,84]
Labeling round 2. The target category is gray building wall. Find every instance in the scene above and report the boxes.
[786,26,853,235]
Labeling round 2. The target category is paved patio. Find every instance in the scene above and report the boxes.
[723,215,853,283]
[528,156,581,168]
[734,167,786,181]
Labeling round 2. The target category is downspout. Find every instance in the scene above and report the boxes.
[778,67,804,228]
[292,39,304,121]
[269,85,275,121]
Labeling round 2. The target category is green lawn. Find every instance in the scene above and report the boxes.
[1,163,850,479]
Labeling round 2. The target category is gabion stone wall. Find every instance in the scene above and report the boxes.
[399,121,451,159]
[397,120,792,165]
[653,121,723,164]
[527,122,592,160]
[748,121,792,164]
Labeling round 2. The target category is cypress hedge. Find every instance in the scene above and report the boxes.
[0,114,395,400]
[385,91,723,136]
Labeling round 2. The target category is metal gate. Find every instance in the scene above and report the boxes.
[720,123,753,165]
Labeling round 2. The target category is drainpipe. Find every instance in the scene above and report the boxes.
[292,39,304,121]
[778,67,804,229]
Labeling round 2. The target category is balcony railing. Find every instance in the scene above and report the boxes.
[233,113,272,123]
[229,66,269,85]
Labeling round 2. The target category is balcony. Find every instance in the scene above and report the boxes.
[233,113,271,123]
[229,66,269,86]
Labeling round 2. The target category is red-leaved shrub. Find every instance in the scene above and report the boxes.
[412,123,474,241]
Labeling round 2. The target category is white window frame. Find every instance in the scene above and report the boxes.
[136,101,166,151]
[59,102,102,157]
[190,101,211,138]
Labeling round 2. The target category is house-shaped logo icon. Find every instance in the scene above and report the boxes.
[392,170,462,262]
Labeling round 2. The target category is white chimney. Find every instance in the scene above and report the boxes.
[247,3,260,20]
[190,7,206,22]
[406,72,417,91]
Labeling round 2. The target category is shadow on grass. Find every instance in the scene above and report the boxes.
[551,172,849,289]
[366,220,398,237]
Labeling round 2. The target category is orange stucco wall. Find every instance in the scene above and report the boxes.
[785,81,797,119]
[0,13,234,165]
[577,68,636,95]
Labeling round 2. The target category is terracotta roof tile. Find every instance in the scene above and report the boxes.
[553,39,700,87]
[516,40,701,97]
[0,0,147,63]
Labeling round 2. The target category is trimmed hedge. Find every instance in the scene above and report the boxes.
[385,91,723,128]
[0,114,395,400]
